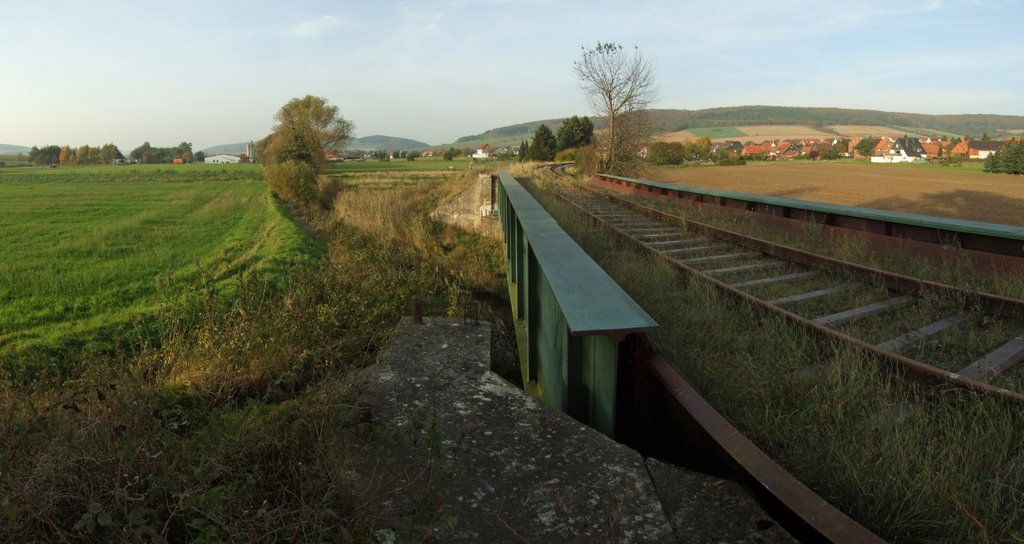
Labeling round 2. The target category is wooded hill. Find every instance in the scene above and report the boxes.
[451,106,1024,148]
[348,135,429,151]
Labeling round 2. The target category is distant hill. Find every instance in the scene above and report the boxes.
[201,135,430,156]
[0,143,30,154]
[200,142,248,155]
[349,135,429,151]
[643,106,1024,137]
[452,106,1024,146]
[450,118,584,149]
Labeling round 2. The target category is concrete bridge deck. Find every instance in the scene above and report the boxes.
[356,316,793,543]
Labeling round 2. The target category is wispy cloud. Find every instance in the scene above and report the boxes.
[288,15,340,39]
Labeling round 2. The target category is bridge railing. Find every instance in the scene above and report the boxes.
[593,172,1024,271]
[496,170,657,437]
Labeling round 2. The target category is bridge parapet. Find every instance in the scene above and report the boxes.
[496,170,657,437]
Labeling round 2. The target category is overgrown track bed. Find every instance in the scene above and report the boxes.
[552,175,1024,399]
[533,167,1024,542]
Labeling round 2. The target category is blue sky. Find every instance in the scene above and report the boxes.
[1,0,1021,151]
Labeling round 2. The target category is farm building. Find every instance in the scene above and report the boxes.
[204,154,242,164]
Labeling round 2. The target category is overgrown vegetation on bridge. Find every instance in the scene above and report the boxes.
[528,169,1024,543]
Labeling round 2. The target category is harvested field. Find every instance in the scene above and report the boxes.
[733,125,834,140]
[829,125,926,137]
[651,161,1024,226]
[659,125,834,142]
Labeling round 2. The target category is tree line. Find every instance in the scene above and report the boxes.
[519,115,594,162]
[646,138,712,165]
[26,142,197,165]
[129,142,196,164]
[28,144,122,166]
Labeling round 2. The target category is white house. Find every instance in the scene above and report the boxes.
[472,144,494,159]
[204,154,242,164]
[870,137,927,164]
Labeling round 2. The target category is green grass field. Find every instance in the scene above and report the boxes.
[0,166,320,352]
[685,126,747,138]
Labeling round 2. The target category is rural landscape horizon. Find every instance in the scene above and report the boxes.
[5,1,1024,542]
[2,0,1022,151]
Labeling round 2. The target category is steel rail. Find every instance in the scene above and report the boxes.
[559,184,1024,403]
[542,166,887,541]
[542,165,1024,402]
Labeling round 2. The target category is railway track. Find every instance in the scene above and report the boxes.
[547,165,1024,402]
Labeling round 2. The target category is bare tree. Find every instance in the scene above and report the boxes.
[573,42,656,175]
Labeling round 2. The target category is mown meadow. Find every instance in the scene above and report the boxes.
[0,165,319,360]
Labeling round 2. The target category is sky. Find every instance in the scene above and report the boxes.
[1,0,1022,151]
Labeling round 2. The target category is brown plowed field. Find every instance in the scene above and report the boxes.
[651,162,1024,226]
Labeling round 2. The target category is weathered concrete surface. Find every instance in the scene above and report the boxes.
[646,459,797,543]
[359,317,675,543]
[431,174,501,238]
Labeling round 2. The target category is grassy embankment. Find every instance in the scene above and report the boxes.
[527,169,1024,543]
[0,164,507,541]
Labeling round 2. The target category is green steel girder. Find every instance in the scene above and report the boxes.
[497,170,657,437]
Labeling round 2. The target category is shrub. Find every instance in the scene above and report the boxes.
[647,141,685,165]
[716,158,747,166]
[264,160,317,204]
[317,177,343,209]
[554,148,577,162]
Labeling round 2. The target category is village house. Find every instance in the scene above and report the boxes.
[870,137,927,163]
[742,143,771,159]
[709,141,743,156]
[472,144,495,159]
[920,143,942,158]
[950,139,1006,159]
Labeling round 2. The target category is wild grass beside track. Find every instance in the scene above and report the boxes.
[527,170,1024,543]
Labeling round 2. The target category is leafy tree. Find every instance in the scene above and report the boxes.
[59,146,72,166]
[443,147,458,161]
[556,115,596,151]
[259,95,353,172]
[981,132,990,140]
[854,138,880,158]
[264,160,317,203]
[529,124,557,161]
[691,136,711,161]
[77,144,93,165]
[647,141,684,165]
[573,42,656,175]
[131,142,152,163]
[518,140,529,162]
[29,145,61,166]
[195,151,206,163]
